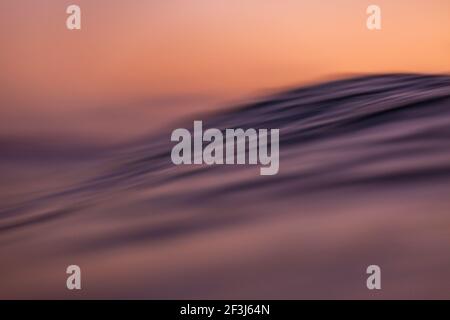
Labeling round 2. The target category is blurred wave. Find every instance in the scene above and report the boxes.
[1,74,450,299]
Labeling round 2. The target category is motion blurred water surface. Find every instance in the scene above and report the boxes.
[1,74,450,299]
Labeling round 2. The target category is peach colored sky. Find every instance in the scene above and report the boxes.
[1,0,449,140]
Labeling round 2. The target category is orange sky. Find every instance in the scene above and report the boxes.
[1,0,449,140]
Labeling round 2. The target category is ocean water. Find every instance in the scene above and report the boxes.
[1,74,450,299]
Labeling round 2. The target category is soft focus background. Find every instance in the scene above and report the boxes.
[0,1,450,299]
[1,0,449,141]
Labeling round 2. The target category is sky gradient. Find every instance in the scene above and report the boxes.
[1,0,449,140]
